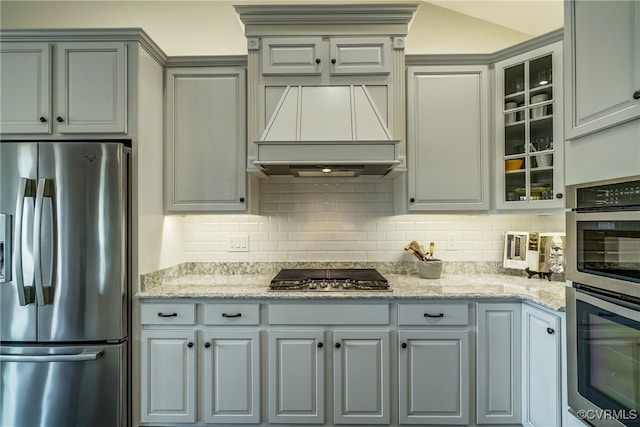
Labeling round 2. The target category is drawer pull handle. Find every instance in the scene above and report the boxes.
[424,313,444,318]
[222,313,242,318]
[158,312,177,318]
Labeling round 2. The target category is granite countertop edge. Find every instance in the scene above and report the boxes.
[136,271,567,312]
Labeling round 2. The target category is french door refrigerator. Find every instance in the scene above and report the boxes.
[0,141,130,427]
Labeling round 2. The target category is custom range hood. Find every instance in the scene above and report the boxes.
[252,85,400,177]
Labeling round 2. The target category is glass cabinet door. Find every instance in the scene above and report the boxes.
[498,41,563,209]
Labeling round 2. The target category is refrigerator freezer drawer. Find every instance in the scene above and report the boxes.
[0,342,128,427]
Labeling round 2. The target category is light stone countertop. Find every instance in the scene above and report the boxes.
[136,272,567,312]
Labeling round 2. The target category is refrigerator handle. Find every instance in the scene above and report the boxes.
[14,178,36,306]
[0,349,104,363]
[34,178,56,306]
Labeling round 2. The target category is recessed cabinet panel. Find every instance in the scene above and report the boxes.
[330,37,390,75]
[0,42,51,134]
[56,42,127,133]
[262,37,323,75]
[333,330,390,424]
[140,330,197,424]
[268,330,325,424]
[565,0,640,139]
[203,330,260,424]
[407,65,489,211]
[165,67,247,212]
[476,303,522,424]
[398,330,470,425]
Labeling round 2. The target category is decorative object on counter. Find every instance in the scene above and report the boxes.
[405,240,442,279]
[503,231,565,280]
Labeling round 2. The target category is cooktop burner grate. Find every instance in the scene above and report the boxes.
[269,268,390,292]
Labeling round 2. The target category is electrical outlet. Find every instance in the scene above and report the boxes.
[447,233,459,251]
[228,234,249,252]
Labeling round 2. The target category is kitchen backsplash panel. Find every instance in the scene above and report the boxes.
[179,177,565,263]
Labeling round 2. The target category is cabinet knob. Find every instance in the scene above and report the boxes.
[39,117,47,123]
[409,197,415,203]
[331,58,337,64]
[317,342,324,348]
[56,116,64,123]
[555,193,563,199]
[315,58,321,64]
[204,342,211,348]
[239,197,245,203]
[401,343,408,349]
[547,327,555,335]
[633,90,640,100]
[335,342,341,349]
[187,342,194,348]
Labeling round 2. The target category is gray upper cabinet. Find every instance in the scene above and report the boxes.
[406,65,489,211]
[494,41,564,210]
[165,66,247,212]
[0,41,127,135]
[564,0,640,139]
[261,37,391,76]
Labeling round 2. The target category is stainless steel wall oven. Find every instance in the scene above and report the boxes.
[567,177,640,427]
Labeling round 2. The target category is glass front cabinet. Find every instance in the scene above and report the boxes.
[495,41,564,210]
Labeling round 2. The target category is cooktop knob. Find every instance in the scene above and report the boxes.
[320,280,328,288]
[331,280,339,288]
[343,281,351,289]
[308,281,317,289]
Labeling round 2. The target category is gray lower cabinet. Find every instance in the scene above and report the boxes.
[202,330,261,424]
[267,329,326,424]
[140,302,260,425]
[522,304,561,427]
[398,330,470,425]
[476,303,522,424]
[333,330,390,424]
[140,329,197,424]
[397,302,471,425]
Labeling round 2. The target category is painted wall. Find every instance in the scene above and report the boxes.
[0,1,534,55]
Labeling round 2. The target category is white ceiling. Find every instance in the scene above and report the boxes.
[428,0,564,37]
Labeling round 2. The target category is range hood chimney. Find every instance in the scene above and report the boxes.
[253,85,400,177]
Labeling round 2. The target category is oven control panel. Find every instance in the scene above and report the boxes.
[576,179,640,209]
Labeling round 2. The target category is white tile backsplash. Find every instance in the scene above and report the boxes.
[177,177,565,263]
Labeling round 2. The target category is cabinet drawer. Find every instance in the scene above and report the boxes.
[204,304,260,325]
[141,303,196,325]
[268,303,389,325]
[398,303,469,326]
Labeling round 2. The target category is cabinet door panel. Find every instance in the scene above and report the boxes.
[476,303,522,424]
[0,42,51,134]
[262,37,323,75]
[268,330,325,424]
[165,67,247,212]
[398,331,470,425]
[140,330,196,424]
[523,305,561,427]
[407,65,489,211]
[329,37,390,75]
[56,42,126,133]
[566,0,640,138]
[333,330,390,424]
[203,330,260,424]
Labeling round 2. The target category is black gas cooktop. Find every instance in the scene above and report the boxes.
[268,268,390,292]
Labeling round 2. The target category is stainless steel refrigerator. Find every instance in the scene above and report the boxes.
[0,141,130,427]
